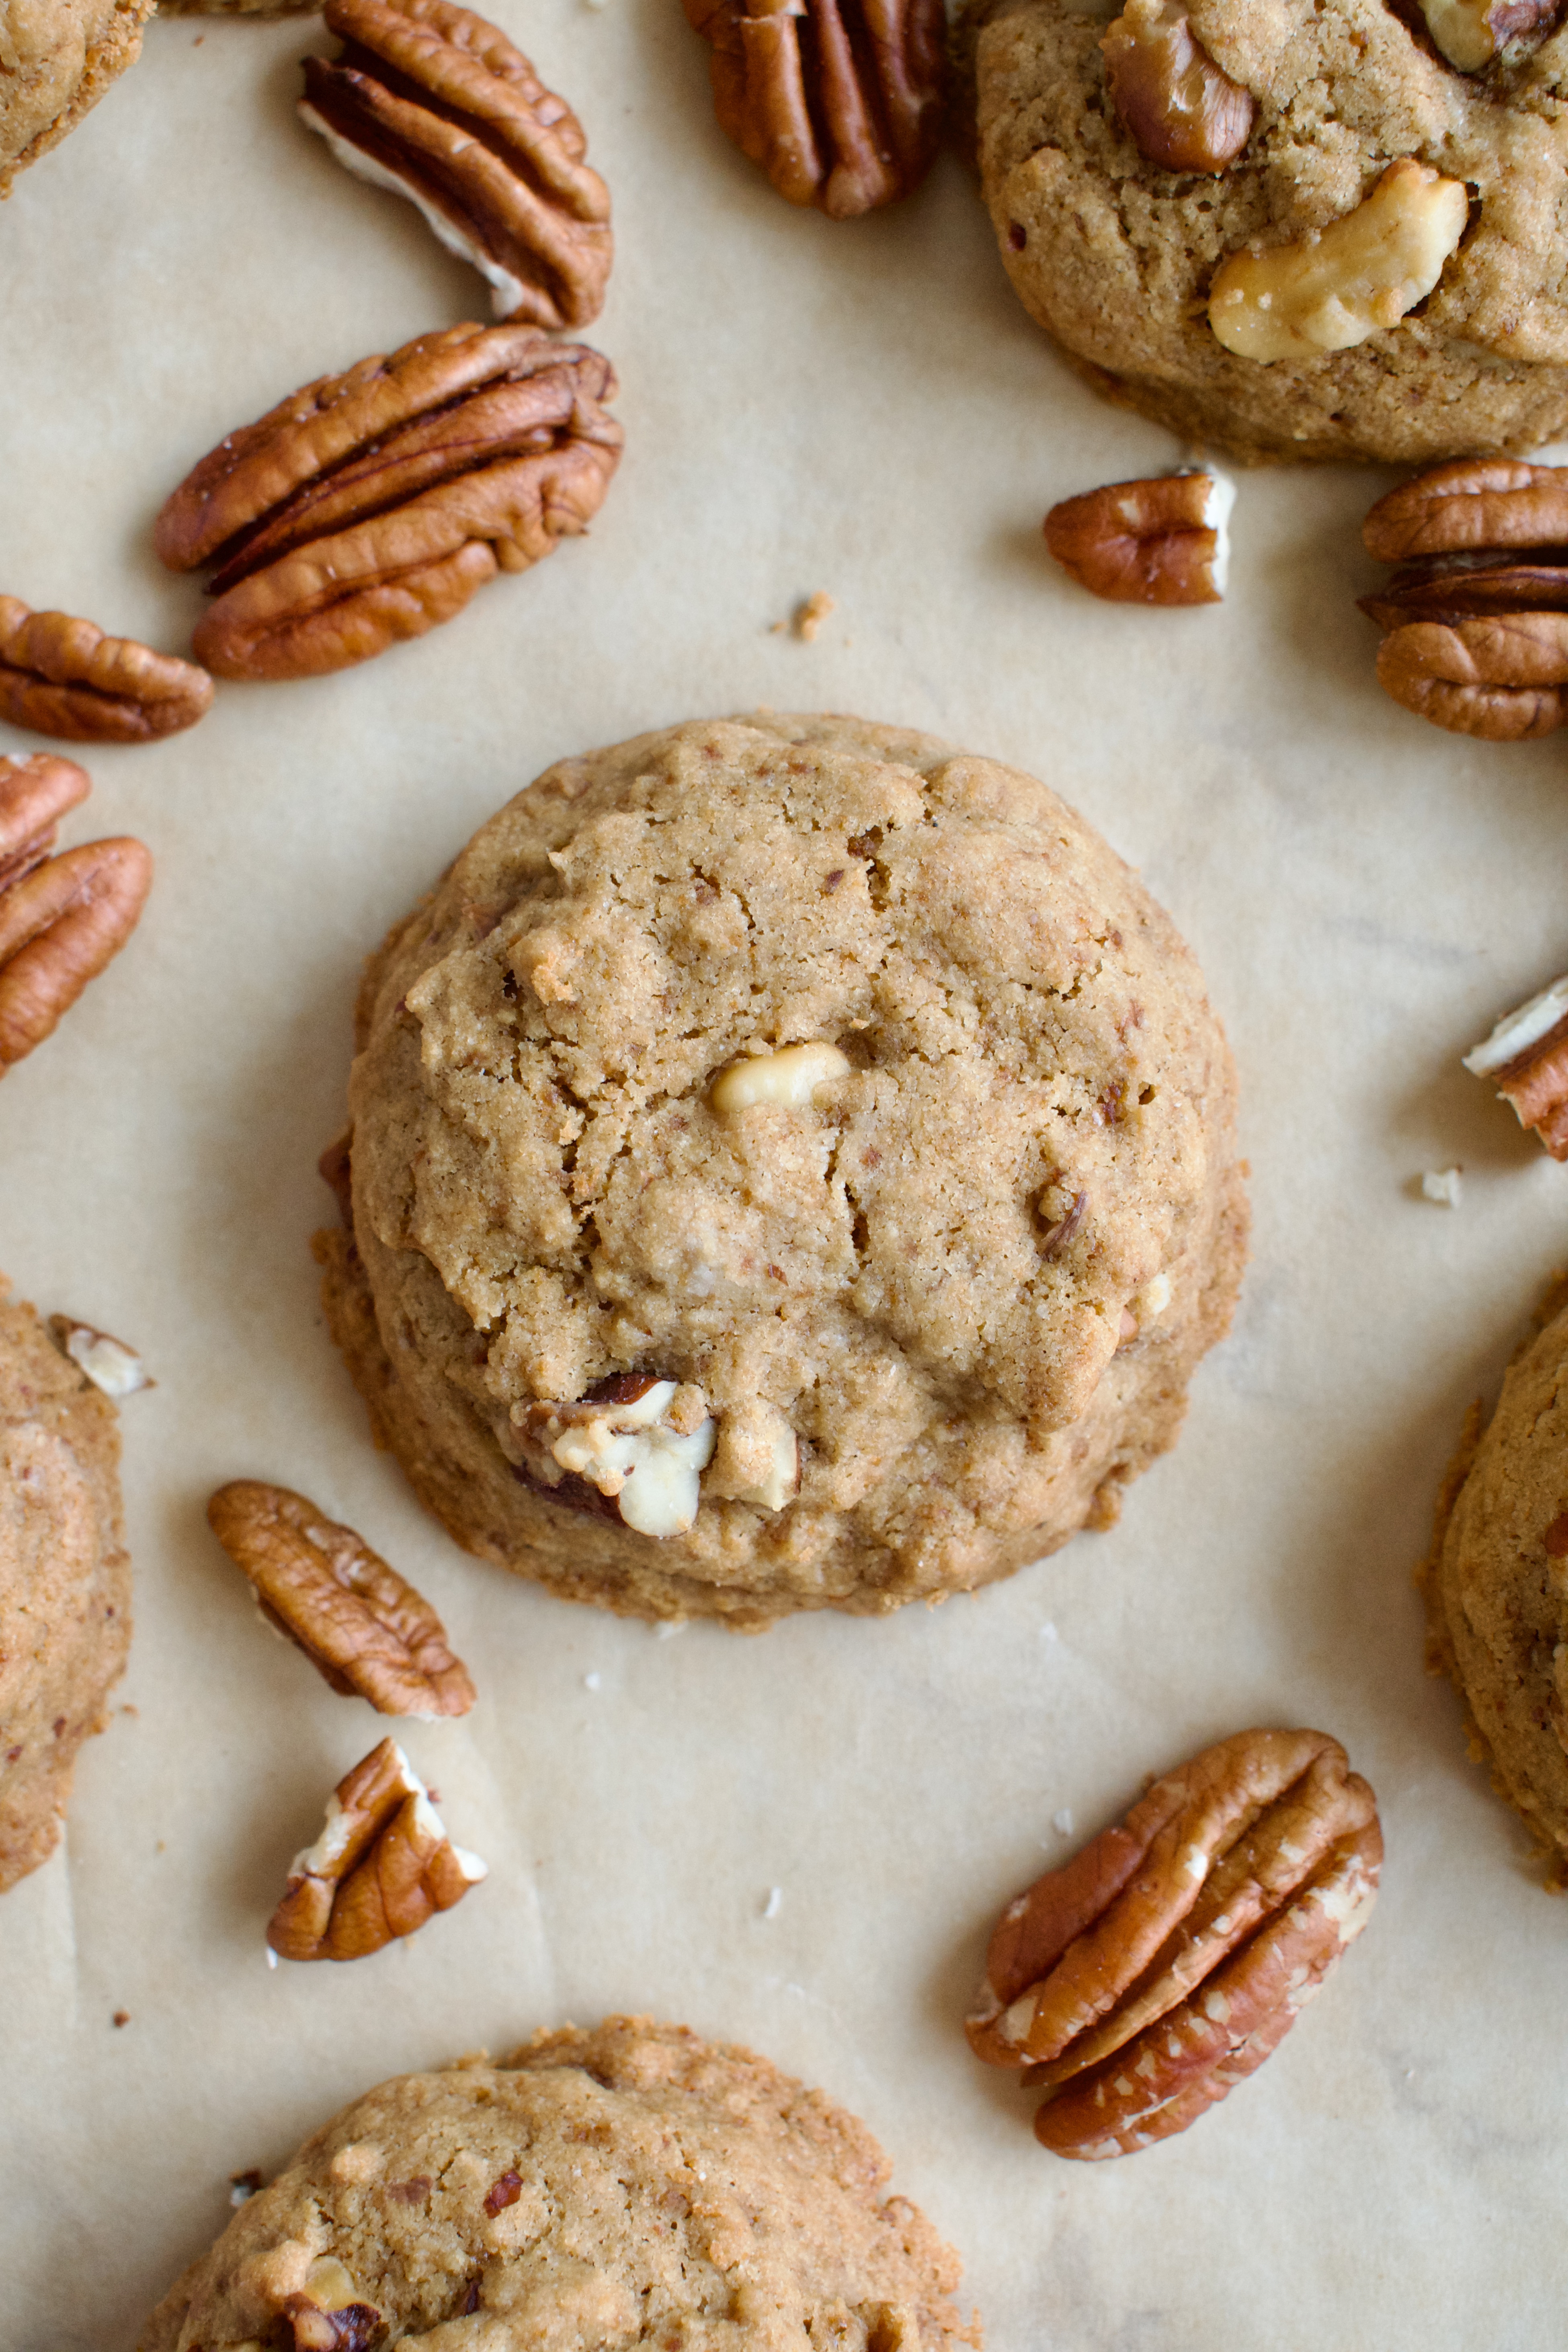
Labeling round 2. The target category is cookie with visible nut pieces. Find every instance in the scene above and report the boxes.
[0,0,153,196]
[138,2016,981,2352]
[316,712,1246,1627]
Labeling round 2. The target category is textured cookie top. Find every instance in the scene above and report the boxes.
[974,0,1568,462]
[140,2016,981,2350]
[0,0,151,192]
[337,714,1242,1616]
[1428,1286,1568,1867]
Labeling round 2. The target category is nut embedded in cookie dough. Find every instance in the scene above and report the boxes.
[314,712,1246,1627]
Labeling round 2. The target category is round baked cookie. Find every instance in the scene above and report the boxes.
[0,1276,130,1893]
[1423,1278,1568,1878]
[318,712,1246,1628]
[140,2016,981,2352]
[970,0,1568,464]
[0,0,153,197]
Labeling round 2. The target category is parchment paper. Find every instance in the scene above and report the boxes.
[2,12,1566,2345]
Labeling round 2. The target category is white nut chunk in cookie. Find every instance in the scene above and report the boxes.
[1414,0,1556,71]
[518,1379,717,1538]
[1208,161,1469,362]
[709,1039,851,1112]
[706,1398,800,1512]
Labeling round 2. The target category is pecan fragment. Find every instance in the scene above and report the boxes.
[514,1378,717,1539]
[0,597,213,744]
[1100,0,1254,174]
[683,0,945,219]
[0,754,89,895]
[1414,0,1562,72]
[0,837,153,1074]
[1044,472,1233,606]
[48,1316,154,1398]
[268,1736,486,1961]
[276,2258,388,2351]
[966,1728,1381,2157]
[300,0,612,330]
[208,1479,475,1715]
[1464,972,1568,1158]
[154,323,621,681]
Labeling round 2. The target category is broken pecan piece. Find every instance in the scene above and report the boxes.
[0,754,90,895]
[1044,472,1233,606]
[966,1728,1381,2158]
[269,1737,487,1961]
[0,597,213,744]
[1100,0,1254,174]
[208,1479,475,1715]
[300,0,612,331]
[683,0,945,219]
[276,2258,388,2352]
[1413,0,1562,72]
[154,323,621,681]
[0,837,153,1074]
[1464,972,1568,1159]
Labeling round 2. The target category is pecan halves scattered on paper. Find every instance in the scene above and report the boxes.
[1043,472,1234,605]
[1100,0,1254,174]
[966,1728,1381,2158]
[0,837,153,1075]
[300,0,612,330]
[154,322,622,681]
[208,1478,476,1715]
[269,1737,487,1961]
[0,754,90,894]
[1360,459,1568,737]
[683,0,946,219]
[0,596,213,744]
[1464,971,1568,1159]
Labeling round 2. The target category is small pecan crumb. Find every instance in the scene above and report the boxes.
[49,1316,154,1398]
[112,2009,130,2027]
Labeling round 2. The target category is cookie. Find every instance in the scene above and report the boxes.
[0,0,153,197]
[139,2015,982,2351]
[970,0,1568,465]
[1422,1277,1568,1878]
[318,712,1246,1627]
[0,1276,130,1893]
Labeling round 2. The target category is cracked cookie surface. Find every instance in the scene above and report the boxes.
[139,2015,982,2352]
[972,0,1568,463]
[318,712,1246,1626]
[0,1275,129,1892]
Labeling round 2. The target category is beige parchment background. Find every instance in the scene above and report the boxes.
[2,7,1567,2345]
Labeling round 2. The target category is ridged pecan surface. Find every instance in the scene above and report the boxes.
[0,597,213,744]
[0,836,153,1074]
[1043,472,1231,605]
[683,0,945,219]
[966,1728,1381,2158]
[208,1478,475,1716]
[269,1736,486,1961]
[300,0,611,330]
[155,323,621,681]
[0,754,90,895]
[1100,0,1254,175]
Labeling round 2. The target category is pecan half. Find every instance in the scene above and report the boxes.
[1100,0,1254,174]
[1413,0,1562,72]
[683,0,945,220]
[154,323,621,681]
[269,1736,487,1961]
[1376,614,1568,740]
[207,1479,475,1715]
[1464,972,1568,1159]
[0,597,213,744]
[0,838,153,1074]
[1043,472,1233,606]
[966,1729,1381,2158]
[300,0,612,330]
[0,754,90,895]
[1363,459,1568,564]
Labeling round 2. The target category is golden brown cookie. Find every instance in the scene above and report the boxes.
[0,0,153,197]
[0,1276,130,1892]
[1422,1276,1568,1878]
[969,0,1568,465]
[139,2016,982,2352]
[317,712,1246,1627]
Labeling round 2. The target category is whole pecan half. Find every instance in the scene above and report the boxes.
[300,0,612,331]
[966,1728,1381,2158]
[0,754,90,895]
[0,597,213,744]
[1363,459,1568,564]
[683,0,945,219]
[1100,0,1254,174]
[1464,970,1568,1159]
[0,837,153,1075]
[154,322,622,681]
[269,1736,487,1961]
[1376,615,1568,740]
[1044,472,1234,605]
[208,1478,476,1715]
